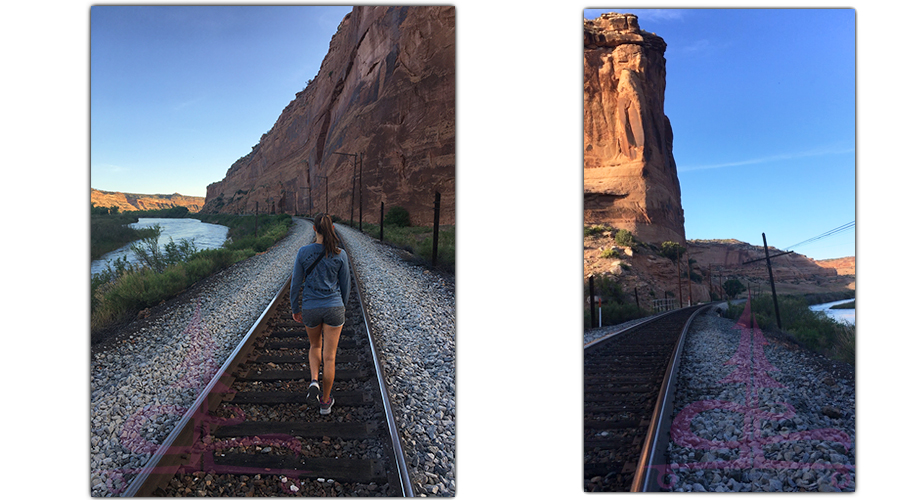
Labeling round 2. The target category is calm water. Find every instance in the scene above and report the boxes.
[91,218,229,276]
[809,299,855,325]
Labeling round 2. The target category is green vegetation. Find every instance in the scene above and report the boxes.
[195,213,292,253]
[383,206,411,228]
[723,278,746,299]
[584,224,614,237]
[357,212,454,272]
[660,241,686,262]
[584,275,650,328]
[803,290,855,306]
[614,229,634,247]
[723,294,855,364]
[831,300,855,310]
[600,248,620,259]
[91,212,293,338]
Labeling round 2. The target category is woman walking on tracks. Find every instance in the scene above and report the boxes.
[290,213,351,415]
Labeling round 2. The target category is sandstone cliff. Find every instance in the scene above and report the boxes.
[202,6,455,226]
[90,188,205,213]
[583,13,685,245]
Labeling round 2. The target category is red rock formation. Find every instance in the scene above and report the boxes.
[687,240,838,282]
[584,13,684,245]
[90,188,205,213]
[202,6,455,226]
[816,256,856,276]
[585,235,852,308]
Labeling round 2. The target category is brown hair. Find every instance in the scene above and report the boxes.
[314,213,341,257]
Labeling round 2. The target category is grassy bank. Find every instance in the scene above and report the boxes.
[91,213,293,339]
[723,294,854,364]
[802,289,856,306]
[357,220,455,273]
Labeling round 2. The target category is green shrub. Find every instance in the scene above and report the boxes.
[600,248,620,259]
[723,278,746,299]
[384,206,411,227]
[584,224,613,237]
[615,229,634,247]
[601,301,649,326]
[660,241,686,261]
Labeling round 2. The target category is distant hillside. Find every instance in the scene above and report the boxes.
[91,188,205,213]
[584,232,854,307]
[816,256,856,276]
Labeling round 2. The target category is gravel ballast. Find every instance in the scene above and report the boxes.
[336,226,456,497]
[663,309,855,492]
[89,219,456,497]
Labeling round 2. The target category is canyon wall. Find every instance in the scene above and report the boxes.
[584,13,685,245]
[90,188,205,213]
[202,6,455,226]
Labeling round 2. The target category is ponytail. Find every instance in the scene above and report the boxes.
[314,213,341,257]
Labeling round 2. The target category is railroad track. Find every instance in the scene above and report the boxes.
[123,229,413,496]
[583,304,712,492]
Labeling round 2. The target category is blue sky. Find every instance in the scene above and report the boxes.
[584,8,855,260]
[90,6,353,197]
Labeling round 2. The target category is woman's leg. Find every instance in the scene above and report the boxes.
[320,323,344,403]
[305,323,323,382]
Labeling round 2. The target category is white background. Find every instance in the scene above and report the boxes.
[3,0,894,497]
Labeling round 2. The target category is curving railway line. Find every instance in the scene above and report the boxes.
[122,231,413,496]
[583,304,713,492]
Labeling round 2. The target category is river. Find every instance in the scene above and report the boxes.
[91,218,229,276]
[809,299,855,326]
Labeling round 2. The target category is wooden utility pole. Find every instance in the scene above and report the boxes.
[742,232,794,330]
[359,153,364,232]
[763,233,781,326]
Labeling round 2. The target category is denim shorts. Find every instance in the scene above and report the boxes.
[302,306,345,328]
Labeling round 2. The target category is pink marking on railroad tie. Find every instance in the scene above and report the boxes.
[645,295,854,490]
[100,303,311,495]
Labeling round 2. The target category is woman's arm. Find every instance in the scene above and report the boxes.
[290,249,306,317]
[339,251,351,307]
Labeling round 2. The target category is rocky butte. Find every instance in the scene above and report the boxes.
[582,14,853,307]
[584,13,685,245]
[202,6,455,226]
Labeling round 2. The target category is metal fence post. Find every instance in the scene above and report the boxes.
[432,191,441,267]
[589,275,596,328]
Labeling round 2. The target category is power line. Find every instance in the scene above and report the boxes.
[784,221,855,251]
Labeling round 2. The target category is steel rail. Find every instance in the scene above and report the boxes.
[632,304,712,492]
[584,306,695,350]
[123,275,290,496]
[336,223,415,497]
